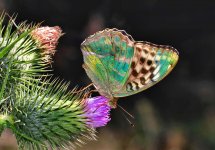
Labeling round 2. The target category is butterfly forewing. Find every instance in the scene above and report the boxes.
[113,41,179,97]
[81,29,135,98]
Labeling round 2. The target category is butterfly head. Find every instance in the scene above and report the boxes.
[108,97,119,109]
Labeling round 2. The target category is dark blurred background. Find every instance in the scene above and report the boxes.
[0,0,215,150]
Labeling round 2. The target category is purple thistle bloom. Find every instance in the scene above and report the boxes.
[84,96,111,128]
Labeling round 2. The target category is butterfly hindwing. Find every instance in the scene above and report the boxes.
[113,41,179,97]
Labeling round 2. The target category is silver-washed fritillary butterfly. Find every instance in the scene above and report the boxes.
[81,28,179,108]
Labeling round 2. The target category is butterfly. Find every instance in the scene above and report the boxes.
[81,28,179,108]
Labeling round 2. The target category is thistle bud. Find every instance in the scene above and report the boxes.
[31,26,62,62]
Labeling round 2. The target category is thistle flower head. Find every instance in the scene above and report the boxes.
[0,13,111,149]
[84,96,111,128]
[1,78,111,149]
[31,26,62,62]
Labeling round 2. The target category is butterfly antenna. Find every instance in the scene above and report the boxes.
[117,104,135,127]
[117,104,134,119]
[121,110,135,127]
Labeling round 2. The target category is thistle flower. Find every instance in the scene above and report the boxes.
[1,79,111,149]
[0,13,50,107]
[0,13,111,150]
[31,26,62,62]
[84,96,111,128]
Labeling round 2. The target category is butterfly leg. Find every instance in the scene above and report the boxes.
[71,83,94,94]
[82,89,98,100]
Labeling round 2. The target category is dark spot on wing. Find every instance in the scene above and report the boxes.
[141,68,147,74]
[131,61,135,68]
[140,57,145,64]
[147,60,152,66]
[132,69,138,77]
[140,77,145,85]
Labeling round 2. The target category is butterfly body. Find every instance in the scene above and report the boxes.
[81,28,179,108]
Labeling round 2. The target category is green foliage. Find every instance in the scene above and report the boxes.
[10,79,96,149]
[0,13,48,106]
[0,13,96,149]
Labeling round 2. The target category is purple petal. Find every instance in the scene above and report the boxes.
[84,96,111,128]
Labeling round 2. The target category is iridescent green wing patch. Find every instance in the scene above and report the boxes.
[82,54,111,97]
[81,29,135,98]
[114,41,179,97]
